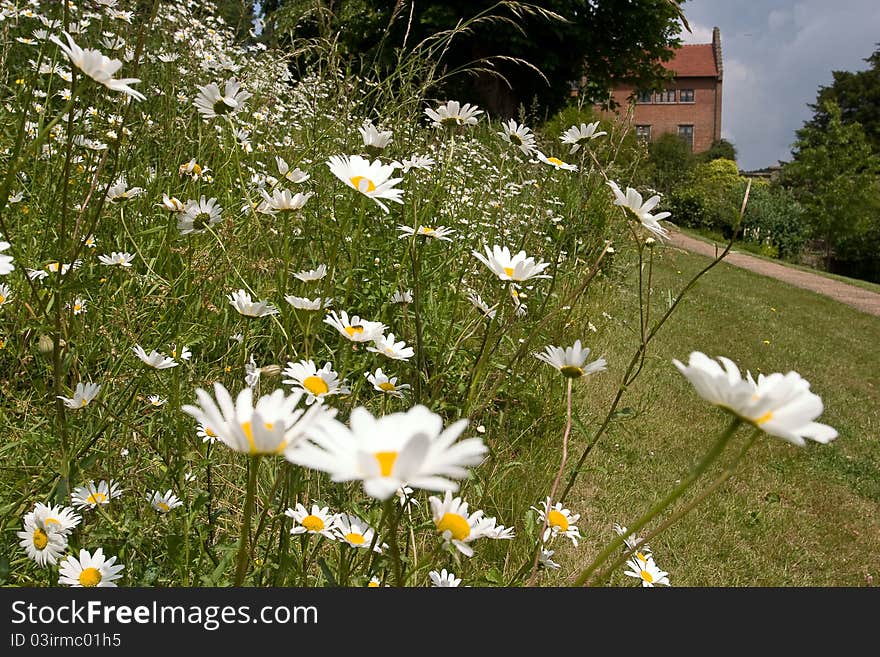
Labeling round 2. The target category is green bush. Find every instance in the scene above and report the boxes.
[740,183,810,260]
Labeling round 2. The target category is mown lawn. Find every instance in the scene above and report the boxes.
[563,243,880,586]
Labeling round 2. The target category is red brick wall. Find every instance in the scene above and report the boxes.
[602,76,722,152]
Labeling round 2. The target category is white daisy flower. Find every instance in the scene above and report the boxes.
[428,491,502,557]
[539,548,561,570]
[17,515,67,567]
[324,310,386,343]
[532,497,581,546]
[334,513,384,551]
[624,554,670,587]
[473,245,551,282]
[498,119,537,156]
[396,485,419,508]
[285,295,333,311]
[98,251,135,267]
[193,78,251,119]
[367,333,415,361]
[607,181,671,241]
[179,158,209,180]
[560,121,607,153]
[536,151,578,171]
[613,523,649,555]
[227,289,278,317]
[257,188,313,214]
[147,489,183,513]
[181,382,335,456]
[59,548,125,587]
[70,479,123,510]
[276,156,310,184]
[672,352,838,446]
[285,503,338,540]
[159,194,185,212]
[50,31,145,101]
[359,119,393,150]
[70,297,87,315]
[105,175,143,202]
[397,225,455,241]
[424,100,483,128]
[83,234,98,248]
[467,291,498,320]
[533,340,607,379]
[132,345,178,369]
[400,155,435,173]
[326,154,404,214]
[28,503,81,535]
[390,289,413,304]
[147,394,166,407]
[292,264,327,282]
[365,368,411,398]
[0,242,13,275]
[197,423,218,444]
[57,382,101,409]
[178,196,223,235]
[169,344,191,361]
[429,569,462,587]
[281,359,349,405]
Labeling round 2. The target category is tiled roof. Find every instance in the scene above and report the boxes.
[662,44,719,77]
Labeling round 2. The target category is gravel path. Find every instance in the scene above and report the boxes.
[667,228,880,317]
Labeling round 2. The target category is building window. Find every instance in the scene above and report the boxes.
[678,124,694,149]
[679,89,695,103]
[635,125,652,142]
[636,90,652,104]
[657,89,676,103]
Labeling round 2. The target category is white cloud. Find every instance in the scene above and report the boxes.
[681,19,714,44]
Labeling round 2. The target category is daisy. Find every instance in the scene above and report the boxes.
[257,188,313,214]
[282,359,349,405]
[326,154,404,213]
[498,119,537,156]
[0,242,13,275]
[334,513,384,551]
[46,260,82,275]
[57,382,101,409]
[397,225,455,241]
[287,405,487,500]
[106,176,143,202]
[532,497,581,546]
[672,352,838,446]
[169,344,191,361]
[147,394,166,407]
[324,310,386,343]
[98,251,135,267]
[178,196,222,234]
[83,234,98,248]
[539,548,561,570]
[285,295,333,311]
[28,503,81,535]
[400,155,435,173]
[473,245,551,282]
[18,515,67,566]
[425,100,483,128]
[607,181,671,241]
[70,297,87,315]
[227,289,279,317]
[429,569,462,587]
[390,289,413,304]
[613,523,650,555]
[50,31,145,101]
[365,368,411,398]
[147,489,183,513]
[428,491,500,557]
[624,554,670,587]
[367,333,415,361]
[533,340,607,379]
[179,158,210,180]
[285,503,338,540]
[276,156,310,184]
[396,485,419,508]
[468,292,497,320]
[536,151,578,171]
[71,480,123,510]
[292,264,327,282]
[197,423,218,444]
[193,78,251,119]
[359,119,393,150]
[181,382,335,455]
[560,121,607,154]
[59,548,125,587]
[132,345,178,369]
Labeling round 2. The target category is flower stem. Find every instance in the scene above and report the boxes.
[233,455,260,586]
[384,497,404,586]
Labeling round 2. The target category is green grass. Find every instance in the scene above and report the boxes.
[560,246,880,586]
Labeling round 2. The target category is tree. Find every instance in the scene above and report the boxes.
[801,46,880,154]
[262,0,687,117]
[648,132,695,193]
[781,101,880,279]
[699,138,737,163]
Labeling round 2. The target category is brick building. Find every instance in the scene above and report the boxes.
[603,27,723,153]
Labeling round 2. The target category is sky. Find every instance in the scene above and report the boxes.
[680,0,880,170]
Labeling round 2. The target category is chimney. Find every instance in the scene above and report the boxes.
[712,26,723,79]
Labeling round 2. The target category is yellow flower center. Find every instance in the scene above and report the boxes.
[205,427,216,437]
[350,176,377,193]
[301,515,325,532]
[378,382,397,392]
[503,267,515,278]
[86,492,107,505]
[80,398,88,406]
[374,451,398,477]
[547,157,565,167]
[754,411,773,425]
[367,580,380,587]
[303,375,329,396]
[419,226,435,235]
[640,569,654,584]
[345,325,365,337]
[192,163,202,175]
[74,304,82,312]
[560,365,584,379]
[345,532,366,545]
[78,567,102,587]
[547,509,569,532]
[436,512,470,541]
[157,502,170,512]
[33,528,48,550]
[0,295,5,304]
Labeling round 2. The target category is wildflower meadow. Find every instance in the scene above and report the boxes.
[0,0,842,590]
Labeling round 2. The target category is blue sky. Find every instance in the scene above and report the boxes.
[681,0,880,169]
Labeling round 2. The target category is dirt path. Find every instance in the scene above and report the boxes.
[667,228,880,317]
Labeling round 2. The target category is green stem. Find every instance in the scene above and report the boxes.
[571,417,742,587]
[384,497,404,586]
[233,455,260,586]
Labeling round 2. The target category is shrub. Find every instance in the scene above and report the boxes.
[740,183,810,260]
